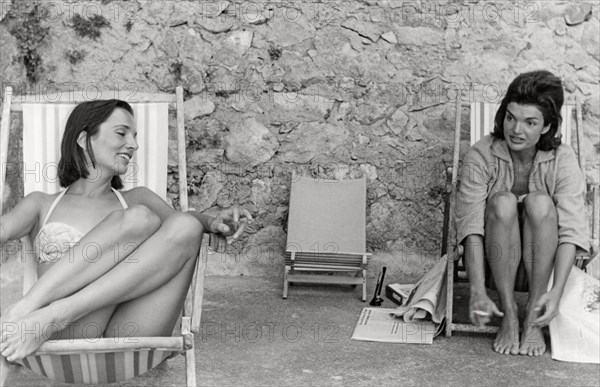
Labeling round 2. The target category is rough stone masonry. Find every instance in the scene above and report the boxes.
[1,0,598,274]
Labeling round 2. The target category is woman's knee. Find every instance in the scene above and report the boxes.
[485,191,518,223]
[116,205,161,238]
[523,191,556,223]
[161,212,204,247]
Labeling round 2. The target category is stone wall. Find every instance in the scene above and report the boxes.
[1,0,599,273]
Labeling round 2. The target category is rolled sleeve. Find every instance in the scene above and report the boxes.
[553,147,589,252]
[455,144,492,245]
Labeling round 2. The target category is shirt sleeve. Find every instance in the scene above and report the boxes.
[455,142,492,245]
[553,146,589,252]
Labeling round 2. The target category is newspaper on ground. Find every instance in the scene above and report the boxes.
[549,266,600,364]
[351,308,437,344]
[351,255,448,344]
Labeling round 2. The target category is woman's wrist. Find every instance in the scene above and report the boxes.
[469,285,487,296]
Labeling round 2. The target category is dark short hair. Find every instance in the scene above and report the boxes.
[492,70,564,151]
[58,100,134,189]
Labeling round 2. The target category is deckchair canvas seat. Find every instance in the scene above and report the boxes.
[21,348,174,384]
[0,86,206,386]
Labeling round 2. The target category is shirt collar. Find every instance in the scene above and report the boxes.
[491,137,555,164]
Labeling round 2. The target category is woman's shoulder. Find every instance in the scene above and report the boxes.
[464,135,497,160]
[9,191,59,225]
[471,135,496,149]
[553,142,581,168]
[118,186,164,206]
[23,190,60,206]
[555,141,577,156]
[117,186,176,219]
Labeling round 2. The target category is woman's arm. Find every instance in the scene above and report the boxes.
[530,147,590,327]
[0,192,42,243]
[456,139,503,325]
[465,234,504,325]
[532,242,575,326]
[465,234,486,294]
[125,187,252,241]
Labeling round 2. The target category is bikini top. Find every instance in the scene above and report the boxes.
[33,188,128,264]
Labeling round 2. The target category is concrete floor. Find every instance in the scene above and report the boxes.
[2,271,599,387]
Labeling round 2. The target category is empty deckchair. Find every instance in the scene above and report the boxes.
[284,173,371,301]
[443,98,599,337]
[0,86,206,386]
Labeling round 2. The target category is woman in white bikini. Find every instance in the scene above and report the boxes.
[0,99,252,362]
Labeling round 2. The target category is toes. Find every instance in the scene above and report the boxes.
[1,345,14,359]
[509,344,520,355]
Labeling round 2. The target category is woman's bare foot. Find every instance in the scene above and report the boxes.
[1,295,42,339]
[0,302,67,362]
[1,299,36,329]
[493,305,520,355]
[1,299,39,364]
[520,308,546,356]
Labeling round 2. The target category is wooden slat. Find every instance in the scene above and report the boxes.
[576,98,586,177]
[285,251,372,258]
[285,255,369,262]
[450,323,498,334]
[287,274,363,285]
[288,266,363,272]
[176,86,188,211]
[445,98,463,337]
[10,91,176,110]
[34,337,184,356]
[0,86,12,215]
[181,317,197,387]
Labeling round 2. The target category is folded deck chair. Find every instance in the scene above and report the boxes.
[284,173,371,301]
[443,99,599,337]
[0,86,206,386]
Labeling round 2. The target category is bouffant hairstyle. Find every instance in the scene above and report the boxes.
[492,70,564,151]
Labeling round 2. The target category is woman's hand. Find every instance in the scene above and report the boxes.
[532,290,561,327]
[208,206,253,244]
[469,291,504,326]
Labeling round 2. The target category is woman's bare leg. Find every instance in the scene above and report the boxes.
[485,192,521,355]
[1,205,160,327]
[105,256,197,338]
[0,212,202,361]
[520,191,557,356]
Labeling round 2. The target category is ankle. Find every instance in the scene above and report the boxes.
[500,299,518,315]
[45,299,75,326]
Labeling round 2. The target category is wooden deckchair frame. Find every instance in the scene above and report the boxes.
[0,86,206,386]
[283,172,371,301]
[443,97,600,337]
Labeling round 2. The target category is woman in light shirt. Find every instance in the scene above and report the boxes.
[456,70,588,356]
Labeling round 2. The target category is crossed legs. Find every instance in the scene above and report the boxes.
[0,205,203,361]
[485,191,557,356]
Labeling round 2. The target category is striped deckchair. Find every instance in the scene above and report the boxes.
[0,86,206,386]
[442,99,599,337]
[283,173,371,301]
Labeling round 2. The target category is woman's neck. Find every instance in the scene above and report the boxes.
[509,147,536,167]
[68,178,113,197]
